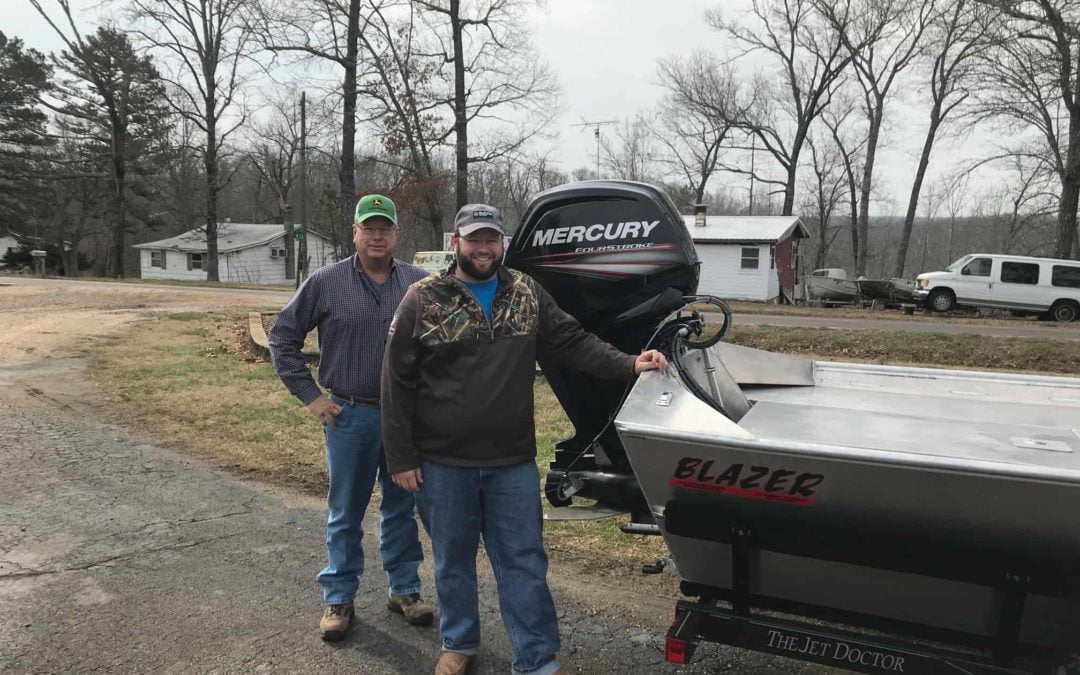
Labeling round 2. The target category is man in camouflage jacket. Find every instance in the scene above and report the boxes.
[382,203,666,675]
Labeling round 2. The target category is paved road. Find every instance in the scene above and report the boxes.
[0,279,824,673]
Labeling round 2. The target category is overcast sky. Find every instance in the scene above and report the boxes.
[7,0,1002,215]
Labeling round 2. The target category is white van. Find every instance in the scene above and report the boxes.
[914,253,1080,321]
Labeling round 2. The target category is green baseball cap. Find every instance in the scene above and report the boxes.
[354,194,397,225]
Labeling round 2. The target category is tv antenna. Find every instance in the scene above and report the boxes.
[572,119,617,179]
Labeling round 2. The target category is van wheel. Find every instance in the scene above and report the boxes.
[928,289,955,313]
[1050,300,1079,322]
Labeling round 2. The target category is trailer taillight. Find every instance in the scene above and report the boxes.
[665,635,690,664]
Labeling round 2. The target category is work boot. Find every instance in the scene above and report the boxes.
[319,603,354,642]
[387,592,435,626]
[434,651,473,675]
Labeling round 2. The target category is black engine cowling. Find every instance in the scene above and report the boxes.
[505,180,699,513]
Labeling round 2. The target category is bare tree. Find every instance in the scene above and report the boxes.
[653,70,739,207]
[660,51,789,205]
[815,0,936,275]
[252,0,373,257]
[601,114,657,183]
[802,133,848,270]
[893,0,995,277]
[128,0,255,281]
[703,0,854,215]
[358,1,449,247]
[975,0,1080,258]
[821,101,867,271]
[412,0,558,209]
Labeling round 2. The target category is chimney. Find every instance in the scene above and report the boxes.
[693,203,708,228]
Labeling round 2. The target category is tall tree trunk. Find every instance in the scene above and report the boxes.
[1056,109,1080,258]
[340,0,360,259]
[204,99,220,282]
[110,146,126,278]
[895,105,941,278]
[856,106,884,277]
[451,0,468,209]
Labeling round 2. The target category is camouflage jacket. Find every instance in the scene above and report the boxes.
[381,264,637,474]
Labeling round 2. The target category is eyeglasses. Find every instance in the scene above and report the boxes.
[358,225,396,237]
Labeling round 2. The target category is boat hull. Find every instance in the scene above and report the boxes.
[615,345,1080,649]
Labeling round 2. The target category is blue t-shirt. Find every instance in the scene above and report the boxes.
[463,276,499,322]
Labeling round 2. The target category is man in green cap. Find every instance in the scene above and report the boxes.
[269,194,434,641]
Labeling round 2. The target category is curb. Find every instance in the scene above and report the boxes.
[248,312,320,363]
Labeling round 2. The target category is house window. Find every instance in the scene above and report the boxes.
[1052,265,1080,288]
[150,250,165,268]
[741,247,760,270]
[188,252,205,271]
[1000,261,1039,285]
[270,247,287,259]
[770,245,776,269]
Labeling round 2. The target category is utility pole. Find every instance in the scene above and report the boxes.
[296,91,308,288]
[720,133,764,215]
[571,119,617,179]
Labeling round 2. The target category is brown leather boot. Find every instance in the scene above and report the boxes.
[387,592,435,626]
[319,603,354,641]
[433,651,473,675]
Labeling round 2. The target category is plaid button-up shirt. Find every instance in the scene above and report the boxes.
[269,254,430,405]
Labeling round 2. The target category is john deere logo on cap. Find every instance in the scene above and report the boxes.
[373,198,383,206]
[473,209,494,218]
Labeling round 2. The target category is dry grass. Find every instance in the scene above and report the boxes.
[714,299,1076,327]
[89,313,328,493]
[31,274,294,292]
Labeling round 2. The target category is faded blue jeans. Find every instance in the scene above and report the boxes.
[317,398,423,605]
[415,459,561,675]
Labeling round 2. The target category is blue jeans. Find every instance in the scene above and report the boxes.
[317,398,423,605]
[415,460,561,675]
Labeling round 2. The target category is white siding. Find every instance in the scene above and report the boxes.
[695,243,774,301]
[138,233,337,284]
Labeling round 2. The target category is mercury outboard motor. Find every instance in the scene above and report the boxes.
[505,180,700,519]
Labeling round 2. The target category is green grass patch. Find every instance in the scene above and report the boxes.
[726,325,1080,373]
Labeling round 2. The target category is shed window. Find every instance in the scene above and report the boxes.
[770,245,776,269]
[150,250,166,268]
[1000,261,1039,285]
[741,247,760,270]
[270,247,287,259]
[188,252,205,271]
[1052,265,1080,288]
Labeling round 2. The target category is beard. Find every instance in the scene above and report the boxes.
[456,249,500,280]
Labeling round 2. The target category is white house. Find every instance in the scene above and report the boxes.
[681,215,809,302]
[0,230,22,265]
[133,223,337,285]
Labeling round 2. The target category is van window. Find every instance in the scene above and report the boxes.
[961,257,991,276]
[1052,265,1080,288]
[1000,261,1040,285]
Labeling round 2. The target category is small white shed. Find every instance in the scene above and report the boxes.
[133,223,337,285]
[681,215,809,301]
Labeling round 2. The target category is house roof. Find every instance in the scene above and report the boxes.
[133,223,328,253]
[680,215,808,244]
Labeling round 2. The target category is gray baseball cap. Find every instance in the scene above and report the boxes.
[454,203,505,236]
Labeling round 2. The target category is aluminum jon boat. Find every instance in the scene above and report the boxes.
[505,180,1079,673]
[617,342,1080,671]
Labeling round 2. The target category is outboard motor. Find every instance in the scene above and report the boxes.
[505,180,700,518]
